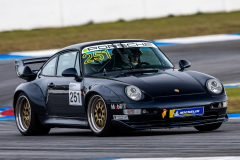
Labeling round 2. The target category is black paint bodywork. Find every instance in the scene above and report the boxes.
[13,39,228,130]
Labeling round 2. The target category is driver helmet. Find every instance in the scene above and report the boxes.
[128,48,142,66]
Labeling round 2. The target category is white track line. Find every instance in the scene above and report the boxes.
[154,34,240,44]
[224,82,240,87]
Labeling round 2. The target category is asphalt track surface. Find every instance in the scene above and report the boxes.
[0,119,239,159]
[0,40,240,159]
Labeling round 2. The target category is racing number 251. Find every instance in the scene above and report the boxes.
[82,49,111,64]
[69,91,82,105]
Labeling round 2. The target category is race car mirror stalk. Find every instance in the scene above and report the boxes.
[179,59,191,71]
[62,68,82,82]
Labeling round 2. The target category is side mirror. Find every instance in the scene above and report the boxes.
[62,68,82,81]
[179,60,191,71]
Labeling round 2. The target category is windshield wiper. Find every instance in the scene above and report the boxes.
[115,69,158,78]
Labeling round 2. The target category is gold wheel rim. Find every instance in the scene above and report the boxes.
[93,99,106,128]
[21,100,31,128]
[16,95,31,132]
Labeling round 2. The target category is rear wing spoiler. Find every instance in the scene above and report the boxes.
[21,57,49,65]
[15,57,49,81]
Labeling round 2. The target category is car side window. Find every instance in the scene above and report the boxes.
[57,51,78,76]
[75,52,81,76]
[41,57,57,76]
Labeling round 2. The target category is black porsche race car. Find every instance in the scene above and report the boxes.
[14,39,228,136]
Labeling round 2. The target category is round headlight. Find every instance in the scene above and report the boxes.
[125,85,142,101]
[206,79,223,94]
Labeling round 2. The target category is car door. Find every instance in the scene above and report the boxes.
[35,56,58,116]
[48,50,85,118]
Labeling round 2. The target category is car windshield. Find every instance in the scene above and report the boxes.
[81,42,173,75]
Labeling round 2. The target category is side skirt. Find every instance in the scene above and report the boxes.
[42,117,89,129]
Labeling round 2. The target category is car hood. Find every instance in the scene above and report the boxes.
[113,70,206,98]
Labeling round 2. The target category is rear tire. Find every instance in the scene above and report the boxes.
[15,93,50,136]
[87,94,119,136]
[194,122,222,131]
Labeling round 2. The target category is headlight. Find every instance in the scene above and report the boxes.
[125,85,142,101]
[206,79,223,94]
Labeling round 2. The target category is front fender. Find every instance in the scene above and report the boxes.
[13,82,47,115]
[185,70,227,96]
[82,78,153,105]
[84,84,123,104]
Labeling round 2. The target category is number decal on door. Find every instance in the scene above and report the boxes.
[69,82,82,106]
[69,91,82,105]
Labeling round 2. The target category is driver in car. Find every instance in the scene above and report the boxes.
[129,54,140,68]
[112,48,142,70]
[127,48,143,68]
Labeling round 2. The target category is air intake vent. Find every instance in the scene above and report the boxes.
[211,103,223,109]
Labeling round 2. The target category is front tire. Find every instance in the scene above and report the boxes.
[194,122,222,131]
[15,93,50,136]
[87,94,117,136]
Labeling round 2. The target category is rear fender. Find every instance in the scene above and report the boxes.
[13,82,47,115]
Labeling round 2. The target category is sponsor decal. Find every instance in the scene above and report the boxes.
[174,89,179,92]
[169,107,204,118]
[69,83,81,91]
[111,104,126,109]
[113,115,129,120]
[162,109,167,119]
[82,42,156,54]
[121,42,157,48]
[82,44,115,53]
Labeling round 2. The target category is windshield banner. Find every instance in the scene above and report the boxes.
[82,42,156,54]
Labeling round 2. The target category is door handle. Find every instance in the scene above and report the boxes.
[48,83,55,88]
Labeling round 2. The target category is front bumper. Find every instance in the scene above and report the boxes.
[111,114,228,130]
[109,93,228,130]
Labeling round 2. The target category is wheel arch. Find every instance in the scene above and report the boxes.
[185,70,227,96]
[13,82,48,116]
[84,91,98,113]
[84,85,124,114]
[13,90,25,111]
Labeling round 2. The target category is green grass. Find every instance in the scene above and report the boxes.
[226,87,240,114]
[0,11,240,54]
